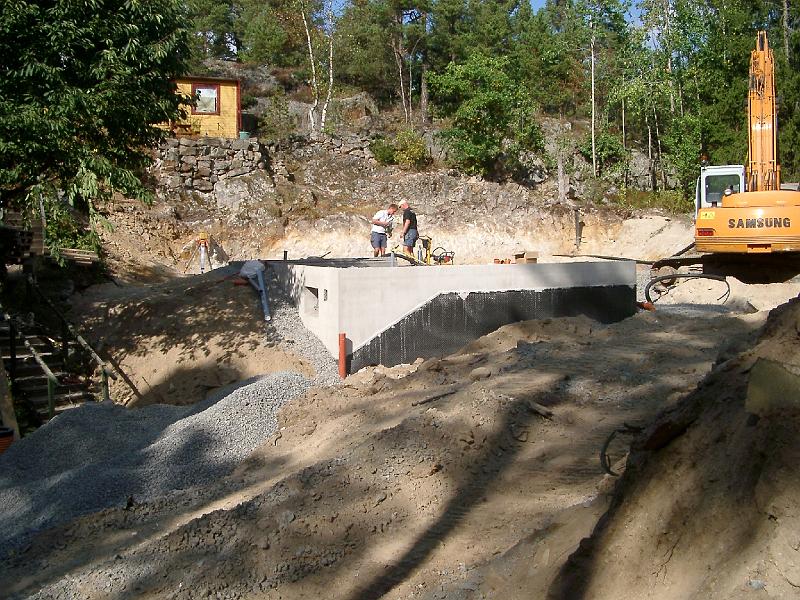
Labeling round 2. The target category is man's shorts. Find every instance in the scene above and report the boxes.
[370,232,387,249]
[404,228,419,247]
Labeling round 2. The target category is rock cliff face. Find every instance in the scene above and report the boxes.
[126,134,692,276]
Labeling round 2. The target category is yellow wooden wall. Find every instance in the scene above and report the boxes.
[174,80,239,138]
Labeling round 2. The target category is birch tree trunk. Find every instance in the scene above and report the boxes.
[319,0,334,132]
[653,107,667,189]
[301,4,320,135]
[391,8,411,124]
[784,0,791,62]
[590,23,597,177]
[420,12,430,123]
[646,115,657,191]
[408,53,413,122]
[622,97,628,188]
[420,65,430,122]
[392,39,409,123]
[664,0,676,114]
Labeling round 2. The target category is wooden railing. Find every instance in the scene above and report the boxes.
[27,276,118,402]
[1,308,60,419]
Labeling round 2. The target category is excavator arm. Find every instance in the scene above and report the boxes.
[747,30,779,191]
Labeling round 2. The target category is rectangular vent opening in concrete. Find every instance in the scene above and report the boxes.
[303,286,320,316]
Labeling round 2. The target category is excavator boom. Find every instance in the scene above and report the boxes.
[747,31,779,191]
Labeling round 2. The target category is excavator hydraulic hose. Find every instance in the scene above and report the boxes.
[644,273,730,304]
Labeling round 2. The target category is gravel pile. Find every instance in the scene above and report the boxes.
[266,268,341,387]
[0,266,338,553]
[0,371,309,552]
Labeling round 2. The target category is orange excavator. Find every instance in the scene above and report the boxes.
[694,30,800,252]
[654,31,800,282]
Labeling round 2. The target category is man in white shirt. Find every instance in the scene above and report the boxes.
[370,203,398,257]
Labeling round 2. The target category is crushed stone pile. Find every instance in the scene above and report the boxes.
[0,371,309,553]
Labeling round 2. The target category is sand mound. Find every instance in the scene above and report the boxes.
[70,266,316,407]
[549,297,800,599]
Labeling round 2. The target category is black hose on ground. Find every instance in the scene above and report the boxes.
[600,423,644,476]
[644,273,730,304]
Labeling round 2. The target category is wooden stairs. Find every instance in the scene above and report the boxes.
[1,209,99,266]
[0,314,97,424]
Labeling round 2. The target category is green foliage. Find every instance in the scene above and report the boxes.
[185,0,315,67]
[239,9,290,65]
[335,0,397,103]
[368,131,428,170]
[236,0,318,68]
[663,114,703,196]
[393,130,429,170]
[614,187,694,214]
[241,94,259,110]
[428,54,544,176]
[185,0,236,60]
[258,91,295,141]
[0,0,190,249]
[578,130,627,177]
[369,137,397,165]
[40,189,103,258]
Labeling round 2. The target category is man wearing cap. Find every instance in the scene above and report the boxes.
[370,203,397,257]
[399,200,418,257]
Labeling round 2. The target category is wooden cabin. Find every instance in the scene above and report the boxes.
[171,77,241,138]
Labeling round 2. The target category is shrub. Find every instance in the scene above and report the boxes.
[241,94,259,110]
[369,137,396,165]
[258,92,295,141]
[428,54,543,177]
[615,188,694,214]
[393,130,429,170]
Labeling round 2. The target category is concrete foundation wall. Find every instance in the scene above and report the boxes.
[269,261,636,367]
[351,285,633,372]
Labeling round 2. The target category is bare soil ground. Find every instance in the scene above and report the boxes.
[548,298,800,599]
[0,302,767,599]
[70,267,314,407]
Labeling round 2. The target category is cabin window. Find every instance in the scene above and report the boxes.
[705,174,741,205]
[192,84,220,115]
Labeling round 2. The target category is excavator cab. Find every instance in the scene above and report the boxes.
[695,165,745,213]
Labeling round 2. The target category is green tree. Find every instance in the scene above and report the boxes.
[186,0,237,60]
[579,129,627,177]
[511,8,579,114]
[428,54,543,176]
[0,0,191,247]
[336,0,397,102]
[663,113,702,194]
[428,0,470,69]
[236,0,317,67]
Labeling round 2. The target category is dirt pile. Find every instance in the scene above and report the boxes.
[70,265,315,407]
[548,297,800,599]
[0,306,766,599]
